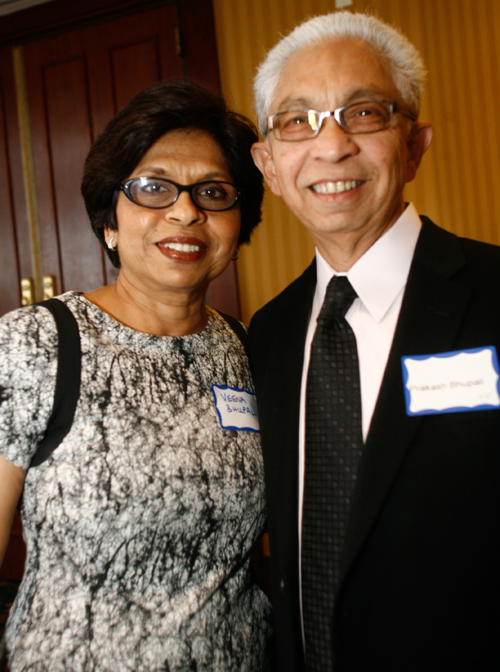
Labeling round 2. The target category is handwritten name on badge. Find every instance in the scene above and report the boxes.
[212,385,260,432]
[402,346,500,416]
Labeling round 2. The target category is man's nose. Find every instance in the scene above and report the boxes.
[310,115,359,161]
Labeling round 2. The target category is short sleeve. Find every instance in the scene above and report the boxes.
[0,305,58,468]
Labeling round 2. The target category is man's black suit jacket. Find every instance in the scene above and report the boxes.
[248,218,500,671]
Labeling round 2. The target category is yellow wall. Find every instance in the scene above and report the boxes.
[212,0,500,324]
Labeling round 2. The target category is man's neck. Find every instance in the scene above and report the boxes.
[312,204,407,271]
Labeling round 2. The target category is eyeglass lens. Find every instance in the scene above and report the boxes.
[125,177,238,211]
[272,101,394,141]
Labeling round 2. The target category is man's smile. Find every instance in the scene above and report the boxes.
[311,179,364,195]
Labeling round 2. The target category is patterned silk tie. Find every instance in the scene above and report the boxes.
[302,275,364,672]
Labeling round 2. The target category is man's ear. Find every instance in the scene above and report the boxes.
[251,141,282,197]
[405,122,433,183]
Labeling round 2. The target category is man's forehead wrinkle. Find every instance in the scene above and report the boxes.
[275,86,396,114]
[276,97,311,112]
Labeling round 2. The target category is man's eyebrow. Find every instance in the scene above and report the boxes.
[276,97,313,112]
[343,87,390,103]
[274,88,392,112]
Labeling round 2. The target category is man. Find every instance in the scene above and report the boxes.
[248,11,500,672]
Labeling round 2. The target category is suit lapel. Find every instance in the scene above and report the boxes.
[338,219,471,589]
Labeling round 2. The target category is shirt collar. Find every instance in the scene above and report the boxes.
[315,203,422,323]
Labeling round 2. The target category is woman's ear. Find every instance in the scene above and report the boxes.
[104,229,118,251]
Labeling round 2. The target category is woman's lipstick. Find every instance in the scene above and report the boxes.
[156,236,208,262]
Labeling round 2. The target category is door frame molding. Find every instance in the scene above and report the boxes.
[12,46,43,301]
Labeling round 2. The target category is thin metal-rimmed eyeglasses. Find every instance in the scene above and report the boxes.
[119,177,240,211]
[267,100,416,142]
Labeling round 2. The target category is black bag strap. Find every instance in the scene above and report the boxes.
[30,298,81,467]
[216,310,248,354]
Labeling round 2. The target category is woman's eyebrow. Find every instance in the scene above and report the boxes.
[135,166,231,180]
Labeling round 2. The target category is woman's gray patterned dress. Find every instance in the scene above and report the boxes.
[0,292,272,672]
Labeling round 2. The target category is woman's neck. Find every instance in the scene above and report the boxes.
[84,277,208,337]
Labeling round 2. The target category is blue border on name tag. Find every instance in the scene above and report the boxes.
[212,384,260,433]
[401,346,500,416]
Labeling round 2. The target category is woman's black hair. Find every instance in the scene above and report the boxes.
[81,79,264,268]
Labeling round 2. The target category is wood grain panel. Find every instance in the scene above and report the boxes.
[43,57,103,293]
[110,39,162,111]
[0,57,21,314]
[90,5,182,124]
[213,0,500,322]
[177,0,221,90]
[0,49,30,316]
[0,92,21,314]
[23,5,183,294]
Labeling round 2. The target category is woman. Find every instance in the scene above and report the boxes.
[0,81,271,671]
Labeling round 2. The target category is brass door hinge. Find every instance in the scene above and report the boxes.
[43,275,56,300]
[20,277,34,306]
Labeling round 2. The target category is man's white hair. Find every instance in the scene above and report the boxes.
[254,11,427,136]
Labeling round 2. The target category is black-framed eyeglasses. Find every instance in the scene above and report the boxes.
[267,100,416,142]
[119,177,240,211]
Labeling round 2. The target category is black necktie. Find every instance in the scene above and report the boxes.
[302,275,364,672]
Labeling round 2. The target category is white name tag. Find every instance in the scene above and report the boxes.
[402,346,500,416]
[212,385,260,432]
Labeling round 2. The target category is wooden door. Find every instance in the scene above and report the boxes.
[0,0,239,319]
[0,0,238,582]
[25,5,183,296]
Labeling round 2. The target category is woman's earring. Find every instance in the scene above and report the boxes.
[107,236,117,251]
[232,249,239,261]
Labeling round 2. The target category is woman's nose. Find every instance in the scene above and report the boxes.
[163,191,205,225]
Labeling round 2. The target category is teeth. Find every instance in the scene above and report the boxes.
[312,180,362,194]
[160,243,201,252]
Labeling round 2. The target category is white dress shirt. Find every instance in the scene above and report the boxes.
[298,203,422,632]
